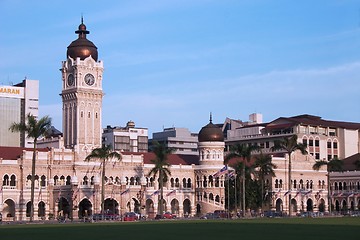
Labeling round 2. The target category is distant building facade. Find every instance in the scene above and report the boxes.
[102,121,148,152]
[0,79,39,147]
[150,127,199,155]
[223,113,360,215]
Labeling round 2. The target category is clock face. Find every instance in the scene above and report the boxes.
[84,73,95,86]
[67,74,74,86]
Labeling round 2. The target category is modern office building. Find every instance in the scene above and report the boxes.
[0,79,39,147]
[102,121,148,152]
[150,127,199,155]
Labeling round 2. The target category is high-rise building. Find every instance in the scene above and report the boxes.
[0,79,39,147]
[150,127,199,155]
[102,121,148,152]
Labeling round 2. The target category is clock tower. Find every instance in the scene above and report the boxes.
[61,19,104,151]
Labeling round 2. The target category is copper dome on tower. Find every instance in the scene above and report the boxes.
[198,114,224,142]
[67,18,98,61]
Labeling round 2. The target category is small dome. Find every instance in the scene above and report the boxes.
[198,114,224,142]
[67,19,98,61]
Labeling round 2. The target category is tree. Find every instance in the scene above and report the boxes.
[313,157,343,214]
[148,141,174,215]
[224,144,259,216]
[271,135,307,216]
[85,144,121,216]
[9,113,52,222]
[254,153,277,209]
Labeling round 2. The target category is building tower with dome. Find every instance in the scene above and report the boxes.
[61,18,104,151]
[195,114,226,214]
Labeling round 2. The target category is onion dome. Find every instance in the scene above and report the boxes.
[67,18,98,61]
[198,113,224,142]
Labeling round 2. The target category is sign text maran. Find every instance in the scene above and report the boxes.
[0,87,20,95]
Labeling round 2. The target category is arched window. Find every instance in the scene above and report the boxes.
[54,175,59,185]
[215,195,220,203]
[175,178,180,188]
[66,176,71,185]
[182,178,187,188]
[60,175,65,185]
[91,176,95,185]
[209,193,214,201]
[130,177,135,185]
[171,178,175,188]
[339,182,343,191]
[187,178,192,188]
[196,176,200,188]
[275,179,279,188]
[310,180,313,189]
[203,176,207,188]
[279,179,283,188]
[203,192,207,199]
[10,174,16,186]
[3,174,9,186]
[334,182,338,190]
[293,180,297,189]
[343,182,347,190]
[83,176,88,185]
[40,175,46,187]
[299,179,304,189]
[209,175,214,187]
[215,177,219,187]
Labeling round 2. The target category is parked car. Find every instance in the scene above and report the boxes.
[123,212,137,221]
[200,212,217,219]
[163,212,177,219]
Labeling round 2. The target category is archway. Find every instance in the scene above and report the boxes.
[291,199,297,214]
[318,199,325,212]
[335,200,340,212]
[38,201,46,219]
[341,199,347,213]
[3,199,16,220]
[58,197,70,218]
[26,201,32,217]
[104,198,119,214]
[145,199,155,218]
[183,199,191,217]
[196,204,201,215]
[126,198,139,214]
[78,198,92,219]
[170,199,179,214]
[350,201,355,211]
[306,199,313,212]
[275,199,283,212]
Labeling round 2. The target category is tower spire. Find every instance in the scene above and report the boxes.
[209,112,213,123]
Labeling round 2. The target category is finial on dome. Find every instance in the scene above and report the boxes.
[81,14,84,24]
[209,112,213,123]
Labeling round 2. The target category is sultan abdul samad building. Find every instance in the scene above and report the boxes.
[0,21,227,221]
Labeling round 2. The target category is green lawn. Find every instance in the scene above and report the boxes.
[0,217,359,240]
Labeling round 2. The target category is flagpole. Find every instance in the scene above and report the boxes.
[227,169,230,219]
[234,173,237,216]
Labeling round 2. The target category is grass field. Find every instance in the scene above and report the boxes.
[0,217,359,240]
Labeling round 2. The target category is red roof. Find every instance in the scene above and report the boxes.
[267,114,360,130]
[341,153,360,171]
[0,146,49,160]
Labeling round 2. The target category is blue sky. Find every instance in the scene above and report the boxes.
[1,0,360,135]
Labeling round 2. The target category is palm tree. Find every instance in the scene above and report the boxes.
[254,153,277,209]
[148,141,174,215]
[271,135,307,217]
[313,157,343,214]
[85,144,121,215]
[224,144,259,216]
[9,113,52,222]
